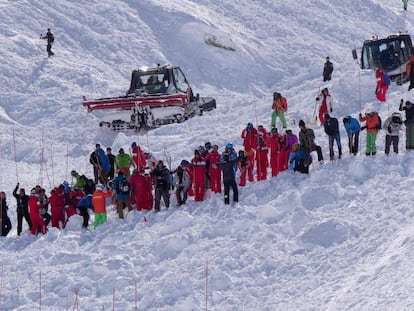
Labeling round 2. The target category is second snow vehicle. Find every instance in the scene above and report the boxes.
[82,65,216,131]
[352,33,414,84]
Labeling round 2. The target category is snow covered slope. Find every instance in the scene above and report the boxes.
[1,0,414,309]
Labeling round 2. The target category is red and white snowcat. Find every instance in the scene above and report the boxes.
[82,64,216,131]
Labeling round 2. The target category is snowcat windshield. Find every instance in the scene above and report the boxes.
[131,72,170,95]
[361,35,412,71]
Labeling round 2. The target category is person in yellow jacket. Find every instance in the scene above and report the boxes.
[271,92,288,129]
[92,184,112,228]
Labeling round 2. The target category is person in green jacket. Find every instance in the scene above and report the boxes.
[70,170,87,189]
[115,148,133,177]
[403,0,408,11]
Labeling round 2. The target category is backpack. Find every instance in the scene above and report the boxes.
[375,114,382,129]
[80,175,88,185]
[50,34,54,43]
[118,178,130,194]
[383,73,391,86]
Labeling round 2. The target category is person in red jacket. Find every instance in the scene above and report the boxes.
[67,187,85,223]
[28,189,47,235]
[241,122,257,183]
[205,144,221,193]
[375,69,388,102]
[129,168,153,211]
[278,133,288,172]
[266,128,282,177]
[131,142,147,170]
[49,186,65,229]
[256,136,269,181]
[191,150,206,202]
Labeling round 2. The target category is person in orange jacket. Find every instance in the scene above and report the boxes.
[359,110,382,156]
[92,184,112,228]
[271,92,288,128]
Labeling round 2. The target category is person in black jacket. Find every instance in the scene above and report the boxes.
[41,28,54,57]
[0,191,12,237]
[324,114,342,160]
[152,160,170,212]
[399,100,414,149]
[323,56,333,81]
[13,183,32,236]
[215,152,240,205]
[89,148,100,184]
[106,147,116,181]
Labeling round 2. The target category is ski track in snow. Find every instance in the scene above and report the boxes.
[1,0,414,309]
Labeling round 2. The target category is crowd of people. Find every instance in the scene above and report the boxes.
[2,54,414,237]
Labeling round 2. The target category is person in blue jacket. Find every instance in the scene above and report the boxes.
[95,144,110,185]
[77,194,93,228]
[288,143,312,174]
[343,116,361,155]
[112,171,132,219]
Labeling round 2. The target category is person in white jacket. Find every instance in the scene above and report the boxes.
[175,165,191,206]
[315,88,333,125]
[383,112,403,155]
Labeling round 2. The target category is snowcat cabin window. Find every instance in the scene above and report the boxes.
[173,67,190,93]
[379,42,398,69]
[362,44,380,69]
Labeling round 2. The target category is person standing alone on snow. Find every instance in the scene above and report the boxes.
[271,92,288,129]
[41,28,54,57]
[323,56,333,81]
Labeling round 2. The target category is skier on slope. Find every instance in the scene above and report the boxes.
[205,144,221,194]
[41,28,54,57]
[28,189,47,235]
